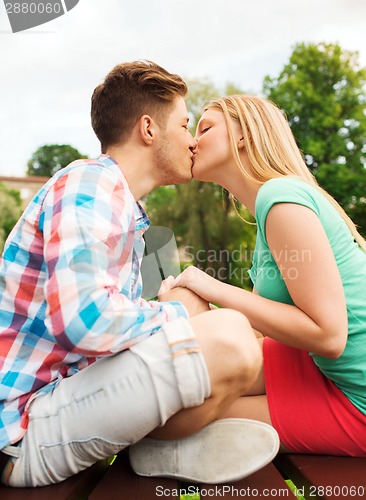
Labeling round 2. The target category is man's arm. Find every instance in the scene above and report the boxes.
[41,164,189,356]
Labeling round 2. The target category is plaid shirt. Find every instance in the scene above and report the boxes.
[0,155,187,449]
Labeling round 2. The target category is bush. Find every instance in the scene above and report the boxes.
[0,183,22,254]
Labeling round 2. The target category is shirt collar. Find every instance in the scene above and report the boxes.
[98,154,150,233]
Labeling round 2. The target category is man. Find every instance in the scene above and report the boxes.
[0,61,279,488]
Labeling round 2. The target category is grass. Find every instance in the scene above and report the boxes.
[180,493,200,500]
[286,479,306,499]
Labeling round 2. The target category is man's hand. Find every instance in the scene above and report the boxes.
[158,279,210,317]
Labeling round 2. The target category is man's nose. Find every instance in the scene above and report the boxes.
[190,137,198,152]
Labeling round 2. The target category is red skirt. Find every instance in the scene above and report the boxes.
[263,337,366,456]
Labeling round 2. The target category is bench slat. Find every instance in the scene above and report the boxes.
[200,462,295,498]
[275,454,366,499]
[89,450,181,499]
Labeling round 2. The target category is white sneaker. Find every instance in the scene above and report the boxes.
[129,418,280,484]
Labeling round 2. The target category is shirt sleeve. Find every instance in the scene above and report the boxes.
[40,163,188,356]
[255,178,321,245]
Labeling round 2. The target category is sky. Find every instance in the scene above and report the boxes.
[0,0,365,177]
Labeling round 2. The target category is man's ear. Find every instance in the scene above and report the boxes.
[138,115,156,145]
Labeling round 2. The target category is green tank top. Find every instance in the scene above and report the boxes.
[248,177,366,415]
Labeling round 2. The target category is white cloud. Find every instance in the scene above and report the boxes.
[0,0,365,176]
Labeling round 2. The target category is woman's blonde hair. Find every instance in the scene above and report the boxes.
[207,94,366,251]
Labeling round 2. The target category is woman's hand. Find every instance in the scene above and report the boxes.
[171,266,218,302]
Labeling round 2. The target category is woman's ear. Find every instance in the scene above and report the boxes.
[138,115,155,145]
[238,137,245,150]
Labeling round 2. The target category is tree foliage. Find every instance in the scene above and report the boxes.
[0,183,22,253]
[27,144,88,177]
[264,42,366,234]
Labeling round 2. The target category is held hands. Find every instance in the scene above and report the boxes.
[172,266,216,302]
[158,266,217,317]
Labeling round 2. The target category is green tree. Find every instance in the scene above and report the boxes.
[27,144,88,177]
[145,80,257,289]
[263,42,366,234]
[0,183,22,253]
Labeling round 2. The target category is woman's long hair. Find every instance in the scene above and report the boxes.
[207,95,366,251]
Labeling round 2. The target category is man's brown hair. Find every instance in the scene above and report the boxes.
[91,60,187,152]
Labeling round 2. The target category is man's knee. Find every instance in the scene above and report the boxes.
[191,309,262,392]
[213,309,261,382]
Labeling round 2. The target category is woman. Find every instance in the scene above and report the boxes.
[164,95,366,456]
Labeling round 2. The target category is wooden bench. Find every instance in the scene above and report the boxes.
[275,454,366,499]
[0,451,365,499]
[0,457,113,500]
